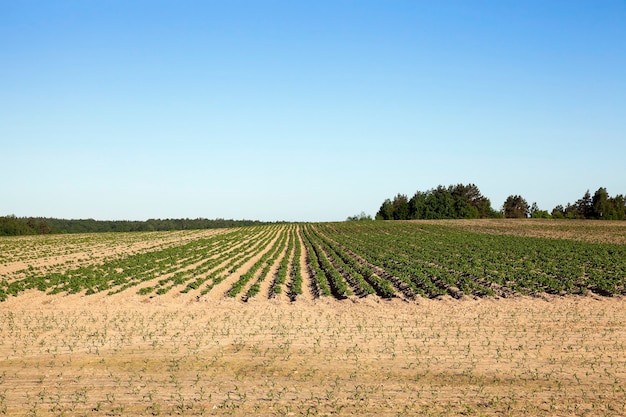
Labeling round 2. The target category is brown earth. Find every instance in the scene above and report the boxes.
[417,218,626,244]
[1,291,625,416]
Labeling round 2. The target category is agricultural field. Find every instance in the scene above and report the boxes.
[2,220,626,302]
[1,220,626,416]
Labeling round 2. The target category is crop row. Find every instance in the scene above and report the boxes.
[227,225,288,299]
[287,228,304,300]
[2,221,624,302]
[0,227,268,300]
[315,222,626,297]
[190,226,281,297]
[298,225,405,299]
[269,227,295,296]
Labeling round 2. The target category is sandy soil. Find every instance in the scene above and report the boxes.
[1,293,625,416]
[417,219,626,244]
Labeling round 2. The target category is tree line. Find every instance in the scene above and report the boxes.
[375,184,498,220]
[375,184,625,221]
[0,216,271,236]
[549,187,625,220]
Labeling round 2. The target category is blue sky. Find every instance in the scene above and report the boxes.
[2,1,625,222]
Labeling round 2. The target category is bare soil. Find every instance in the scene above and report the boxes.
[1,292,625,416]
[417,218,626,244]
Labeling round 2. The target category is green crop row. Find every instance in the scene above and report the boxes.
[302,225,351,298]
[315,222,626,298]
[242,226,291,299]
[270,226,295,296]
[197,226,281,296]
[300,226,331,297]
[287,228,304,300]
[2,221,624,302]
[309,226,397,298]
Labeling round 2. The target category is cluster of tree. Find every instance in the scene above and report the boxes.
[501,188,625,220]
[376,184,499,220]
[0,216,52,236]
[376,185,625,221]
[346,212,373,221]
[551,188,625,220]
[0,216,271,236]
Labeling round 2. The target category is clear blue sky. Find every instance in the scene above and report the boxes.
[2,1,625,222]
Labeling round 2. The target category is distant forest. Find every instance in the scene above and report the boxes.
[0,217,271,237]
[3,185,625,236]
[374,184,625,221]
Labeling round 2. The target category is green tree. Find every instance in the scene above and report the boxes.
[408,191,427,219]
[502,195,529,218]
[428,186,455,218]
[449,183,494,218]
[591,187,609,219]
[392,194,410,220]
[347,212,372,221]
[0,215,36,236]
[607,194,625,220]
[375,199,394,220]
[575,190,593,219]
[384,184,497,220]
[530,202,550,218]
[551,205,565,219]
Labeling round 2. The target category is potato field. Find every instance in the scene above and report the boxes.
[1,220,625,302]
[1,220,626,416]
